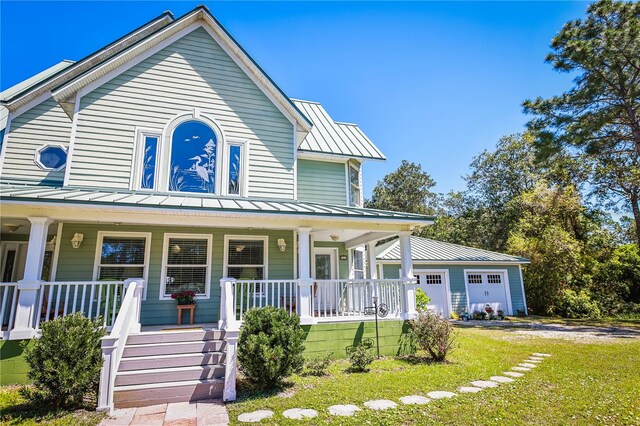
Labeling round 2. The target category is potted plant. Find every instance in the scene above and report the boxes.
[484,304,493,315]
[473,310,484,320]
[496,309,504,320]
[461,310,470,321]
[171,290,196,305]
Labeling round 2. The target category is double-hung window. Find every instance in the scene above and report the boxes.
[94,232,151,298]
[225,237,267,281]
[161,234,212,299]
[351,247,365,279]
[348,162,361,207]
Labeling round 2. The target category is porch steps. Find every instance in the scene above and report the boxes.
[113,328,226,408]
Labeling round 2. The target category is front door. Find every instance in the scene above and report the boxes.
[313,248,338,314]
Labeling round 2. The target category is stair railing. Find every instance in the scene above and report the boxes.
[220,278,240,402]
[97,278,145,413]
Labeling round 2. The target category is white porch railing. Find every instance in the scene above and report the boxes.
[36,281,126,330]
[234,280,298,320]
[0,283,18,339]
[97,278,145,413]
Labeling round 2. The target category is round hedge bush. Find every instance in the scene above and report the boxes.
[237,306,305,387]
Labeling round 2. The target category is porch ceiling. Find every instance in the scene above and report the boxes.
[0,183,434,232]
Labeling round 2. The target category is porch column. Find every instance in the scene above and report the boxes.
[11,217,53,339]
[399,231,417,319]
[297,227,314,324]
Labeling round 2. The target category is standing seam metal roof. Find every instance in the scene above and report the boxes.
[376,236,529,263]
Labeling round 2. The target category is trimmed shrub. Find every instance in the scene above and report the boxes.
[415,288,431,312]
[303,352,333,376]
[237,307,305,387]
[558,289,602,319]
[409,310,456,361]
[348,342,374,372]
[23,312,106,408]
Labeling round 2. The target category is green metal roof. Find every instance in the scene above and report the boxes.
[376,236,529,264]
[0,183,434,224]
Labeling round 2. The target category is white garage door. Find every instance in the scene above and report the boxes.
[416,271,449,316]
[466,271,509,314]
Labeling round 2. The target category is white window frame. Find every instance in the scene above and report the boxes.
[349,246,366,279]
[159,110,225,195]
[222,139,249,197]
[223,235,269,282]
[131,128,162,191]
[160,233,213,300]
[92,231,152,300]
[463,269,513,315]
[346,161,362,207]
[34,143,68,171]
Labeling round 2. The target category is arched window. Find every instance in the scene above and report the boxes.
[168,120,218,193]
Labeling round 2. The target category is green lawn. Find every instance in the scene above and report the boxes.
[0,387,103,426]
[227,326,640,425]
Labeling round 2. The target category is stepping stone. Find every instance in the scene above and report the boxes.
[458,386,483,393]
[525,359,542,363]
[503,371,525,377]
[519,363,537,368]
[399,395,430,405]
[532,353,551,357]
[511,366,531,372]
[490,376,515,383]
[470,380,499,388]
[529,357,545,361]
[238,410,273,423]
[283,408,318,420]
[427,391,457,399]
[328,405,361,416]
[364,400,398,410]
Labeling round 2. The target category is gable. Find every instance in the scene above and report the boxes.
[68,26,295,198]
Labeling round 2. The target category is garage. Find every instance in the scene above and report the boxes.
[465,270,510,314]
[415,270,450,316]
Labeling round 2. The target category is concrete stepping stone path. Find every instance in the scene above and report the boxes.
[283,408,318,420]
[238,410,274,423]
[511,366,531,371]
[328,405,361,416]
[364,400,398,410]
[503,371,525,378]
[458,386,483,393]
[490,376,515,383]
[427,391,457,399]
[519,363,537,368]
[470,380,499,388]
[399,395,430,405]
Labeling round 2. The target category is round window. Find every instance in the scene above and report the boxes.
[35,145,67,170]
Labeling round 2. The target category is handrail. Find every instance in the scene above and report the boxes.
[97,278,144,413]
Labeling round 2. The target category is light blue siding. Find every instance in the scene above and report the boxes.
[297,159,347,205]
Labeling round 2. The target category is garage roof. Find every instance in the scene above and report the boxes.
[376,236,529,264]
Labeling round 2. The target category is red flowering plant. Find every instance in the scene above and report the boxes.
[171,290,197,305]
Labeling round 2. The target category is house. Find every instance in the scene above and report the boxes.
[376,236,529,317]
[0,5,526,411]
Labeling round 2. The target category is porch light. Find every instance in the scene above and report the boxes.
[277,238,286,252]
[70,233,84,249]
[2,224,21,233]
[330,235,340,242]
[48,236,57,251]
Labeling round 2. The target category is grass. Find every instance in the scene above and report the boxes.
[0,386,104,426]
[226,326,640,425]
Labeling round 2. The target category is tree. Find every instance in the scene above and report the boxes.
[365,160,437,215]
[523,0,640,248]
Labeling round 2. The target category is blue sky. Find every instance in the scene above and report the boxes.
[1,1,589,197]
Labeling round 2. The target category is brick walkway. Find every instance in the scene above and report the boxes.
[99,400,229,426]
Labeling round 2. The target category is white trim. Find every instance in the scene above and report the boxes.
[463,269,512,315]
[10,92,52,121]
[348,245,365,279]
[312,247,339,280]
[292,230,297,279]
[222,138,248,197]
[347,161,362,207]
[0,241,28,282]
[376,259,529,266]
[93,231,152,300]
[160,232,213,300]
[223,235,269,280]
[130,127,162,191]
[63,92,81,187]
[49,222,64,281]
[0,113,13,179]
[518,265,528,315]
[159,110,225,194]
[414,268,452,316]
[34,143,68,172]
[297,150,385,163]
[293,122,298,200]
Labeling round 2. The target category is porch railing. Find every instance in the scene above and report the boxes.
[234,280,298,320]
[0,283,18,339]
[36,281,126,330]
